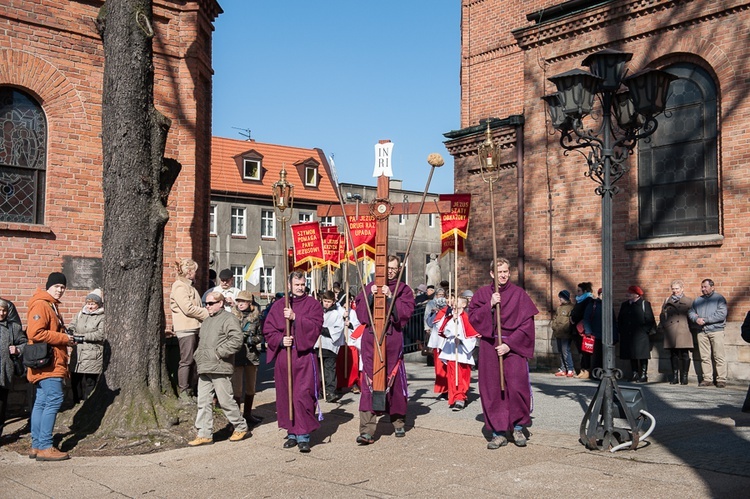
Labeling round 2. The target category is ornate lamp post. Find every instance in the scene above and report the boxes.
[477,122,506,391]
[542,49,675,450]
[272,166,295,419]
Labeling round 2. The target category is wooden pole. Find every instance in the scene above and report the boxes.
[488,177,506,392]
[454,231,459,388]
[281,219,294,419]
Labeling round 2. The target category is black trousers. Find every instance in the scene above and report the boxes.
[318,350,338,398]
[71,372,98,403]
[0,386,8,436]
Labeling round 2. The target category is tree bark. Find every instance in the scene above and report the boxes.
[88,0,182,437]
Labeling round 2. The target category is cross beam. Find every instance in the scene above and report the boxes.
[317,177,450,404]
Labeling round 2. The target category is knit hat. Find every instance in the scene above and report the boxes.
[218,269,233,281]
[86,289,103,306]
[558,289,571,302]
[628,285,644,296]
[461,289,474,298]
[45,272,67,290]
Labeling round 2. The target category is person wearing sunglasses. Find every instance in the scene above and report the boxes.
[188,292,248,446]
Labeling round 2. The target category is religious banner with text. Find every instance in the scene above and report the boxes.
[439,193,471,256]
[291,221,324,268]
[317,225,342,269]
[346,214,376,261]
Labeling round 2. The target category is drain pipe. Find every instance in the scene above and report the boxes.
[514,117,525,286]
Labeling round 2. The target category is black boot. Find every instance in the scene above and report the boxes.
[635,361,648,383]
[670,352,679,384]
[244,395,262,426]
[680,358,690,385]
[630,360,640,382]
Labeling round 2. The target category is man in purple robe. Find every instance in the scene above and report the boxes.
[263,271,324,453]
[354,255,415,444]
[467,258,539,449]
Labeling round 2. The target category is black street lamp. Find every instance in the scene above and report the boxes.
[543,49,676,451]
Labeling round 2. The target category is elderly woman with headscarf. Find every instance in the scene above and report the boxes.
[617,285,657,383]
[0,298,26,440]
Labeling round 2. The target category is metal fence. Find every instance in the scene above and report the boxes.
[403,303,426,354]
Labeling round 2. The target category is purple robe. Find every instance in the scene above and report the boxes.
[467,280,539,433]
[263,293,324,435]
[355,279,415,415]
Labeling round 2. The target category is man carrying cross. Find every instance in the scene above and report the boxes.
[354,255,415,444]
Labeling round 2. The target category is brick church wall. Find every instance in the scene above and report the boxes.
[0,0,220,412]
[449,0,750,381]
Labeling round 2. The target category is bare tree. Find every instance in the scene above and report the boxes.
[87,0,182,436]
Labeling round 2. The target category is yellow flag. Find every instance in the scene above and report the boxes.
[244,247,264,286]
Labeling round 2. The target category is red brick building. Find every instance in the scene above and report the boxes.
[0,0,221,320]
[445,0,750,381]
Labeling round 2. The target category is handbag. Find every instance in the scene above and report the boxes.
[12,354,26,376]
[22,342,53,369]
[581,335,595,354]
[642,301,658,336]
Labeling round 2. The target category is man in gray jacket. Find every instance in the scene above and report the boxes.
[189,292,249,446]
[689,279,728,388]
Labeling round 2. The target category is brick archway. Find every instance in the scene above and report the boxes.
[0,48,88,126]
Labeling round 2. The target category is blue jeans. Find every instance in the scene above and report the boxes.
[556,338,574,372]
[31,377,64,450]
[287,433,310,443]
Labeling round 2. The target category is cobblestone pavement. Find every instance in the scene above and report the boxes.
[1,358,749,498]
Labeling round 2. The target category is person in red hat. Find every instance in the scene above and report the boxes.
[617,285,657,383]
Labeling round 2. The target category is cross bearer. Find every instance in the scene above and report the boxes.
[354,255,414,444]
[316,141,449,445]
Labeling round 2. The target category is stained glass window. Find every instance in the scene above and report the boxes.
[0,87,47,224]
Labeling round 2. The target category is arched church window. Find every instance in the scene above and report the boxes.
[637,63,718,238]
[0,87,47,224]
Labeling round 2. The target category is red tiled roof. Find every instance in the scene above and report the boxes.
[211,136,339,203]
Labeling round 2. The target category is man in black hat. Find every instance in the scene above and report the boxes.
[204,269,240,312]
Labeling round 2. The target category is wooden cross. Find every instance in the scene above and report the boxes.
[317,146,450,409]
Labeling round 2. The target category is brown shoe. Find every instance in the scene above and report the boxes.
[188,436,213,447]
[699,380,713,387]
[29,448,39,459]
[229,430,248,442]
[35,447,70,461]
[716,382,727,388]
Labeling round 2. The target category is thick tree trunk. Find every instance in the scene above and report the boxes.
[88,0,182,437]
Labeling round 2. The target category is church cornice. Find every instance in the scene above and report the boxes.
[513,0,750,55]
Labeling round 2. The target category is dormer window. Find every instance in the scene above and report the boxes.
[243,159,261,180]
[304,165,318,187]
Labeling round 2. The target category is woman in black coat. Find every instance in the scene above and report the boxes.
[570,282,595,379]
[618,285,656,383]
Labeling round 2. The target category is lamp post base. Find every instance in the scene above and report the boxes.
[579,368,642,451]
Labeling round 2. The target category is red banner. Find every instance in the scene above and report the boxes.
[318,225,342,268]
[289,247,311,273]
[346,215,376,261]
[441,234,465,257]
[291,221,324,267]
[440,193,471,241]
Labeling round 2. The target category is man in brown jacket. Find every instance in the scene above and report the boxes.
[27,272,74,461]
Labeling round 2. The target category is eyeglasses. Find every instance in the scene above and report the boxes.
[205,301,220,306]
